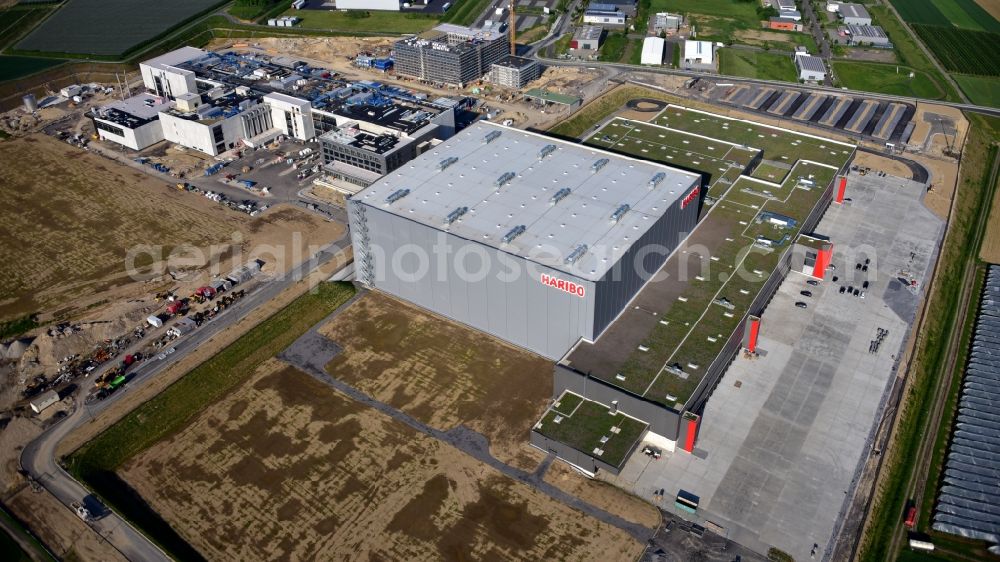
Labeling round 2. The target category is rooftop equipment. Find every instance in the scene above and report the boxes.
[565,244,589,265]
[550,187,571,205]
[495,171,516,188]
[445,206,469,224]
[438,156,459,171]
[538,144,556,160]
[501,225,526,244]
[610,204,630,223]
[484,130,502,144]
[649,172,666,188]
[385,188,410,204]
[591,158,609,173]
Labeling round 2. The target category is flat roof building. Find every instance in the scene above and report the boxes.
[336,0,399,9]
[571,25,604,51]
[348,121,701,360]
[838,3,871,25]
[90,93,173,150]
[683,40,715,65]
[583,10,627,26]
[795,53,827,81]
[29,390,59,414]
[394,24,509,87]
[488,55,542,89]
[653,12,682,34]
[589,0,637,17]
[846,24,890,46]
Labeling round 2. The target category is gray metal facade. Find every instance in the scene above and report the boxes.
[394,35,508,86]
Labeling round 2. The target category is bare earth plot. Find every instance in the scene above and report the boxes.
[0,134,342,322]
[122,360,645,562]
[319,293,554,471]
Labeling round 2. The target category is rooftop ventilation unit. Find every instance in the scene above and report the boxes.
[384,188,410,204]
[484,130,502,144]
[565,244,588,265]
[501,224,526,244]
[591,158,609,173]
[495,171,516,188]
[538,144,556,159]
[649,172,666,189]
[445,206,469,224]
[550,187,571,205]
[438,156,458,171]
[610,204,630,223]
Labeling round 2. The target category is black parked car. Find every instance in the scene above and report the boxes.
[795,301,808,309]
[806,279,819,286]
[800,290,813,297]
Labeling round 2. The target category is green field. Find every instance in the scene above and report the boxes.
[440,0,493,26]
[717,49,798,82]
[652,0,758,41]
[832,61,946,99]
[889,0,1000,33]
[0,4,55,49]
[280,7,437,33]
[865,5,963,101]
[953,74,1000,107]
[911,24,1000,76]
[599,32,628,62]
[0,55,65,81]
[67,282,356,559]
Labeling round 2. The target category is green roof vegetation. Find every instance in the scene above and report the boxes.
[535,394,648,468]
[552,390,583,416]
[525,88,581,106]
[579,105,853,406]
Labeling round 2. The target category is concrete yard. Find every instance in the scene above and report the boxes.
[599,170,945,561]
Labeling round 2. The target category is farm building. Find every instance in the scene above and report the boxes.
[571,25,604,51]
[583,9,627,26]
[683,40,715,65]
[30,390,59,414]
[347,121,702,360]
[838,3,871,25]
[653,12,682,34]
[769,17,801,31]
[641,37,666,65]
[488,55,542,89]
[846,24,890,46]
[795,52,827,81]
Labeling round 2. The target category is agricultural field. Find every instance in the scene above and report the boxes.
[16,0,225,56]
[276,8,437,34]
[911,25,1000,75]
[120,362,644,561]
[832,61,946,99]
[319,293,554,469]
[889,0,1000,32]
[0,3,56,49]
[952,74,1000,107]
[0,55,63,81]
[717,49,798,82]
[0,134,341,323]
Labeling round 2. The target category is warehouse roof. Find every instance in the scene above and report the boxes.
[839,3,870,19]
[351,122,700,281]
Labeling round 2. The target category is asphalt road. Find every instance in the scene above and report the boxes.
[19,235,350,562]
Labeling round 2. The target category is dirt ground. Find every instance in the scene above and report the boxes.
[909,102,968,155]
[6,487,127,562]
[975,0,1000,21]
[319,293,552,471]
[543,461,661,528]
[0,134,340,327]
[55,248,350,459]
[851,151,913,178]
[121,361,644,562]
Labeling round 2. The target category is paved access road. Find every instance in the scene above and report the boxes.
[20,234,350,562]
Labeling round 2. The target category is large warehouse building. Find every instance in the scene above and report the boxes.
[348,122,702,359]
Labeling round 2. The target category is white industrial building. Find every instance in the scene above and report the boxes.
[571,25,604,51]
[139,46,205,100]
[583,10,626,26]
[348,122,701,360]
[91,93,173,150]
[336,0,399,9]
[29,390,59,414]
[683,40,714,65]
[846,24,890,46]
[641,37,665,65]
[653,12,682,34]
[838,3,871,25]
[795,52,827,82]
[488,55,542,89]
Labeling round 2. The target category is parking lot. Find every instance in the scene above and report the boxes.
[601,170,945,561]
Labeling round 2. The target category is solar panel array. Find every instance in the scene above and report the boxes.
[933,265,1000,544]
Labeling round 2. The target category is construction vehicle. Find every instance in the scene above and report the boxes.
[108,375,126,391]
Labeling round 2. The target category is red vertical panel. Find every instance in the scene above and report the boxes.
[813,245,832,278]
[682,417,698,452]
[747,318,760,353]
[835,176,847,203]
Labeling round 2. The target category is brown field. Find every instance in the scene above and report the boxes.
[0,134,344,322]
[543,461,661,528]
[122,361,645,562]
[319,293,555,471]
[975,0,1000,21]
[979,163,1000,264]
